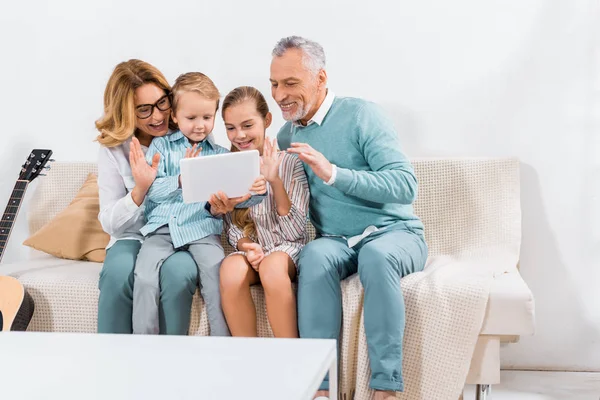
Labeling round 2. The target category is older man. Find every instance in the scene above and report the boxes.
[271,36,428,400]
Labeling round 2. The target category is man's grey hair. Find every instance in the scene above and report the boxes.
[272,36,326,75]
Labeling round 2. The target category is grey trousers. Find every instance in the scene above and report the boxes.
[132,226,229,336]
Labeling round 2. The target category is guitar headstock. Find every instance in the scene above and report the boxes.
[19,149,54,182]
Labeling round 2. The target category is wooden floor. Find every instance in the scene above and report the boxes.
[462,371,600,400]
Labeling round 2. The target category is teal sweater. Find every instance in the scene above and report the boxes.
[277,96,424,237]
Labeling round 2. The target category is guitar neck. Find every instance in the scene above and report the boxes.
[0,180,29,263]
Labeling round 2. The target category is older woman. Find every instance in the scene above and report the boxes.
[95,59,198,334]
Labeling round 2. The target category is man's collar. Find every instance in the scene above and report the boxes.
[293,89,335,127]
[167,130,216,148]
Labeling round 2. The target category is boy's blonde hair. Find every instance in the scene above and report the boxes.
[95,59,174,147]
[171,72,221,113]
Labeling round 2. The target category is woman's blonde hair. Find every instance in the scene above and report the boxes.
[171,72,221,114]
[95,59,174,147]
[221,86,270,240]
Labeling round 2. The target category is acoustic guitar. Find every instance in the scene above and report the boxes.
[0,149,53,331]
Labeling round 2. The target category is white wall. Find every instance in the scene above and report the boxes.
[0,0,598,371]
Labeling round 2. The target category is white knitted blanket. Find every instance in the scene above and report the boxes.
[353,252,514,400]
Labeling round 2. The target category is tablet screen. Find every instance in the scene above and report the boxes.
[179,150,260,204]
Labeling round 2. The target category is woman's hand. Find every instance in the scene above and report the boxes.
[260,138,283,184]
[208,191,252,216]
[240,242,264,270]
[130,137,160,205]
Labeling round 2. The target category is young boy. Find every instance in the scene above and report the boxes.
[132,72,265,335]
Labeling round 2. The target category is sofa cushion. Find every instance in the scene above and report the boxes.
[23,174,109,262]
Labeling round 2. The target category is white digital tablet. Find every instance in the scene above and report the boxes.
[180,150,260,204]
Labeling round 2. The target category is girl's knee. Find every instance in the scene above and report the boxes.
[220,256,250,290]
[258,260,291,291]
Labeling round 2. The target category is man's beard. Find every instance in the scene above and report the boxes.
[282,100,315,123]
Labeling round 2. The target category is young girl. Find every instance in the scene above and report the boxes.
[132,73,265,335]
[217,86,310,338]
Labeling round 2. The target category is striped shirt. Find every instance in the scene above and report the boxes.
[141,131,228,248]
[224,152,310,265]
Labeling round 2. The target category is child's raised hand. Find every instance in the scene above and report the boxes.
[260,138,283,183]
[240,242,264,270]
[249,176,267,195]
[185,144,202,159]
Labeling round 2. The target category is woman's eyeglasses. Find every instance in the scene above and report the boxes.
[135,93,171,119]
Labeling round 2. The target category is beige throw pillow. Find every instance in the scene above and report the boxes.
[23,173,110,262]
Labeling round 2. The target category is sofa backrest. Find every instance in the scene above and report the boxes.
[27,158,521,259]
[412,158,521,259]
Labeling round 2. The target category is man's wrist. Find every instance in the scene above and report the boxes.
[324,164,337,185]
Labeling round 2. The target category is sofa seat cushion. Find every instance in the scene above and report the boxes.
[480,268,535,336]
[1,256,271,336]
[3,255,102,332]
[3,254,534,337]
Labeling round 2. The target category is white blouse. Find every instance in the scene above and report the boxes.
[97,137,146,249]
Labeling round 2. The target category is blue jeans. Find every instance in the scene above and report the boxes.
[98,239,198,334]
[297,227,428,392]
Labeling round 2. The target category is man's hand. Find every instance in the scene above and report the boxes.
[287,142,333,182]
[208,191,252,216]
[240,242,264,270]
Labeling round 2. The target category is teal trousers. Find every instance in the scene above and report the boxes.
[98,239,198,335]
[297,227,428,392]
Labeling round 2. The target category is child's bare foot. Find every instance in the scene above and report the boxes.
[373,390,397,400]
[313,390,329,399]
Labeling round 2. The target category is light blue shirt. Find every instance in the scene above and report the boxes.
[141,131,227,248]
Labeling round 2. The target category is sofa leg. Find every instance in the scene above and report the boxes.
[475,384,491,400]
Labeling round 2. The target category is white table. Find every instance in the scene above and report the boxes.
[0,332,337,400]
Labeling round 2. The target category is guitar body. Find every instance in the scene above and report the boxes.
[0,149,53,332]
[0,276,35,331]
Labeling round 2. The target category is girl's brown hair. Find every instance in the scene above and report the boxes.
[95,59,175,147]
[221,86,270,240]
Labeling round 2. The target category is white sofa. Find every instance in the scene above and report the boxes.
[2,159,535,400]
